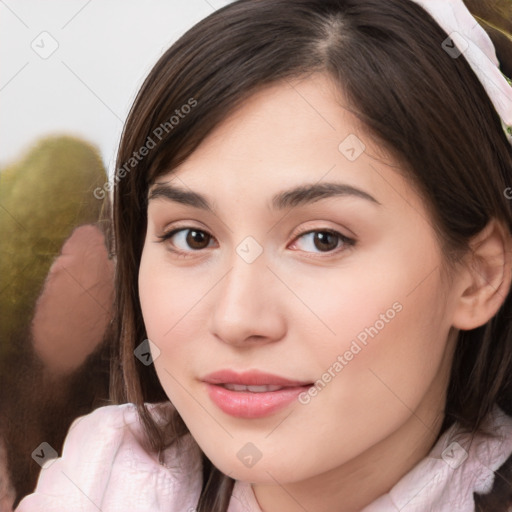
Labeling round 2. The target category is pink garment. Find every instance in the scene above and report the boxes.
[15,403,512,511]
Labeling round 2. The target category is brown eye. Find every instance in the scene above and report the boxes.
[185,229,211,250]
[312,231,339,252]
[158,227,215,254]
[291,229,355,256]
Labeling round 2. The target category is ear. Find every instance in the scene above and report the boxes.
[452,218,512,331]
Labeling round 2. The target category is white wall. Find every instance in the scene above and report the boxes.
[0,0,234,177]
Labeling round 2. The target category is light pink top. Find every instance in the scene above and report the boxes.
[15,403,512,511]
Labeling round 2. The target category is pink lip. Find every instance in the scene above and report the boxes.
[202,369,310,387]
[201,369,312,419]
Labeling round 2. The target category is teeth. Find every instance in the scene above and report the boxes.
[223,384,283,392]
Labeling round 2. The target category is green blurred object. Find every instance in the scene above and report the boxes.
[0,135,107,359]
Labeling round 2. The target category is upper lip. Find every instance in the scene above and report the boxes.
[201,369,311,387]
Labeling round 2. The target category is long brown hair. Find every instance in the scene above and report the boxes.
[110,0,512,509]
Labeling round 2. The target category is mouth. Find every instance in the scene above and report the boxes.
[201,370,313,419]
[221,384,286,392]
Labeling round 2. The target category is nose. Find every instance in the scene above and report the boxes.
[208,246,286,348]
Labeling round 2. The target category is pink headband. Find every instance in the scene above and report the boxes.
[411,0,512,145]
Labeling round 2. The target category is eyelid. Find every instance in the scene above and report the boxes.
[156,222,356,257]
[156,224,217,247]
[289,225,356,257]
[292,224,351,240]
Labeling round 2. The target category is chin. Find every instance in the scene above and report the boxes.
[200,444,319,485]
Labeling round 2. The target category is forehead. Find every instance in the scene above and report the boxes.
[150,72,425,219]
[172,73,361,173]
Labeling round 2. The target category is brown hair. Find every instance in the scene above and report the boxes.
[110,0,512,509]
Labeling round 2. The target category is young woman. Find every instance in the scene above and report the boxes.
[16,0,512,510]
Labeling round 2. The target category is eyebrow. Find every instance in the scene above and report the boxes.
[148,181,381,212]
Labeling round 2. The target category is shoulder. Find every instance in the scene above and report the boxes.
[373,406,512,511]
[16,403,203,512]
[472,406,512,508]
[463,406,512,482]
[436,406,512,509]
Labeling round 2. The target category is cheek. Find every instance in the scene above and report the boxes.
[310,265,451,431]
[274,267,453,475]
[139,245,201,340]
[286,254,431,368]
[299,241,452,408]
[138,244,213,386]
[138,248,193,408]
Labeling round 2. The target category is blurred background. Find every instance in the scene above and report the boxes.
[0,1,233,509]
[1,0,234,173]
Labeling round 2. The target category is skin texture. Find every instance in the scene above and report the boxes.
[138,73,512,512]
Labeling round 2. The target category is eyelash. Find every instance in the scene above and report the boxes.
[156,225,356,260]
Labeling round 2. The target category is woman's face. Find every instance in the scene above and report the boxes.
[139,73,461,488]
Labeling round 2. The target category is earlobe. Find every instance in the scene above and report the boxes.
[451,218,512,331]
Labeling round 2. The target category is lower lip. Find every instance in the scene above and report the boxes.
[205,383,312,419]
